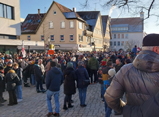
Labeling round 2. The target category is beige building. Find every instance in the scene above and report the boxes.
[21,1,111,51]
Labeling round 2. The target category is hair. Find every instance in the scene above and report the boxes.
[67,62,73,68]
[107,60,113,67]
[78,61,84,66]
[50,61,57,67]
[8,70,15,73]
[13,63,19,67]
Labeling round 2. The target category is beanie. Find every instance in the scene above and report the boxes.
[67,62,73,68]
[108,69,116,77]
[142,34,159,46]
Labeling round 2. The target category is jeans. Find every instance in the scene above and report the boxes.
[90,69,98,83]
[36,80,44,91]
[104,97,112,117]
[31,74,36,85]
[78,88,87,105]
[46,90,60,113]
[15,85,22,99]
[101,84,105,100]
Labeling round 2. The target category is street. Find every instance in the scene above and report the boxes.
[0,83,123,117]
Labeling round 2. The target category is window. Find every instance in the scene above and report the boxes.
[0,3,14,19]
[79,22,83,29]
[118,34,120,38]
[41,35,44,41]
[110,41,112,46]
[70,35,74,41]
[118,41,120,46]
[70,21,74,28]
[114,41,116,46]
[27,36,31,40]
[61,21,65,28]
[122,34,124,38]
[53,11,56,15]
[79,35,83,42]
[50,35,54,41]
[60,35,64,41]
[121,41,124,46]
[49,22,53,28]
[125,34,128,38]
[114,34,116,39]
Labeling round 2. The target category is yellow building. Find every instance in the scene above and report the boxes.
[21,1,111,51]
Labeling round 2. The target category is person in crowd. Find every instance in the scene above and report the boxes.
[105,34,159,117]
[46,61,63,117]
[88,54,99,84]
[0,66,6,106]
[4,61,13,75]
[6,69,19,106]
[115,59,123,73]
[124,59,131,64]
[75,61,90,107]
[34,59,46,93]
[63,62,76,110]
[13,63,23,102]
[29,60,36,86]
[131,45,137,58]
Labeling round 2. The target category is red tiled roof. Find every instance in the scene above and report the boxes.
[21,13,45,34]
[111,17,143,25]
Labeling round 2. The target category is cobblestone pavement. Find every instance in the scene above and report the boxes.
[0,83,123,117]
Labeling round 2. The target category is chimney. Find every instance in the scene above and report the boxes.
[73,7,76,12]
[140,11,144,19]
[38,9,40,15]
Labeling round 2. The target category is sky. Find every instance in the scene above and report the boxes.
[20,0,159,34]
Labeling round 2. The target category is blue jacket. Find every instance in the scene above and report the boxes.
[46,67,63,92]
[75,66,89,88]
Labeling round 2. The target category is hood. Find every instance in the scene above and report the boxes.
[133,50,159,73]
[51,67,61,74]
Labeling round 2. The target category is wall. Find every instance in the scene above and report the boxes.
[0,0,21,36]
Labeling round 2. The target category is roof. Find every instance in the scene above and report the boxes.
[21,13,45,34]
[111,17,143,32]
[77,11,100,31]
[101,15,109,36]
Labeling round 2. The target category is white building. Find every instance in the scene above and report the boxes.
[110,12,146,51]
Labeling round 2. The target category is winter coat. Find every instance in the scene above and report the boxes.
[14,68,23,85]
[63,67,76,95]
[75,66,89,88]
[88,57,99,70]
[23,64,30,78]
[105,50,159,117]
[46,67,63,92]
[115,63,123,72]
[34,64,43,82]
[4,66,12,75]
[0,72,5,92]
[6,70,19,91]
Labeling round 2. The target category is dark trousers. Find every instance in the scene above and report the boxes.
[36,80,44,91]
[23,76,28,84]
[64,94,72,106]
[8,90,17,104]
[90,69,98,83]
[0,91,3,102]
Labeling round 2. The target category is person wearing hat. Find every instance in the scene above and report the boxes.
[105,34,159,117]
[0,66,6,106]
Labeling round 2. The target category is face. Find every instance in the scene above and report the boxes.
[116,59,120,65]
[153,47,159,54]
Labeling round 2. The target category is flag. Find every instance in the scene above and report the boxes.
[21,42,26,57]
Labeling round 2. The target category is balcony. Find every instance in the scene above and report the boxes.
[83,30,93,37]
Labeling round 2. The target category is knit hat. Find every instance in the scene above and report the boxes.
[142,34,159,46]
[108,69,116,77]
[67,62,73,68]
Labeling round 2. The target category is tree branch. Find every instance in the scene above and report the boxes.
[145,0,155,19]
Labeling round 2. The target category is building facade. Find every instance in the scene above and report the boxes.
[20,1,111,51]
[110,12,145,51]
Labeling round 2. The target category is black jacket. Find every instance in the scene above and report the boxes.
[6,72,19,91]
[105,50,159,117]
[0,72,5,92]
[34,64,43,82]
[4,66,12,75]
[75,66,89,88]
[63,67,76,95]
[46,67,63,92]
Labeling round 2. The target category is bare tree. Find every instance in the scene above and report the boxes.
[82,0,158,20]
[124,40,139,51]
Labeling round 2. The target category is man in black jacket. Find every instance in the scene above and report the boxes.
[0,66,6,106]
[105,34,159,117]
[46,61,63,117]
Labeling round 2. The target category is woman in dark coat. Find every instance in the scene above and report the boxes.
[63,62,76,110]
[75,61,90,107]
[6,69,19,106]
